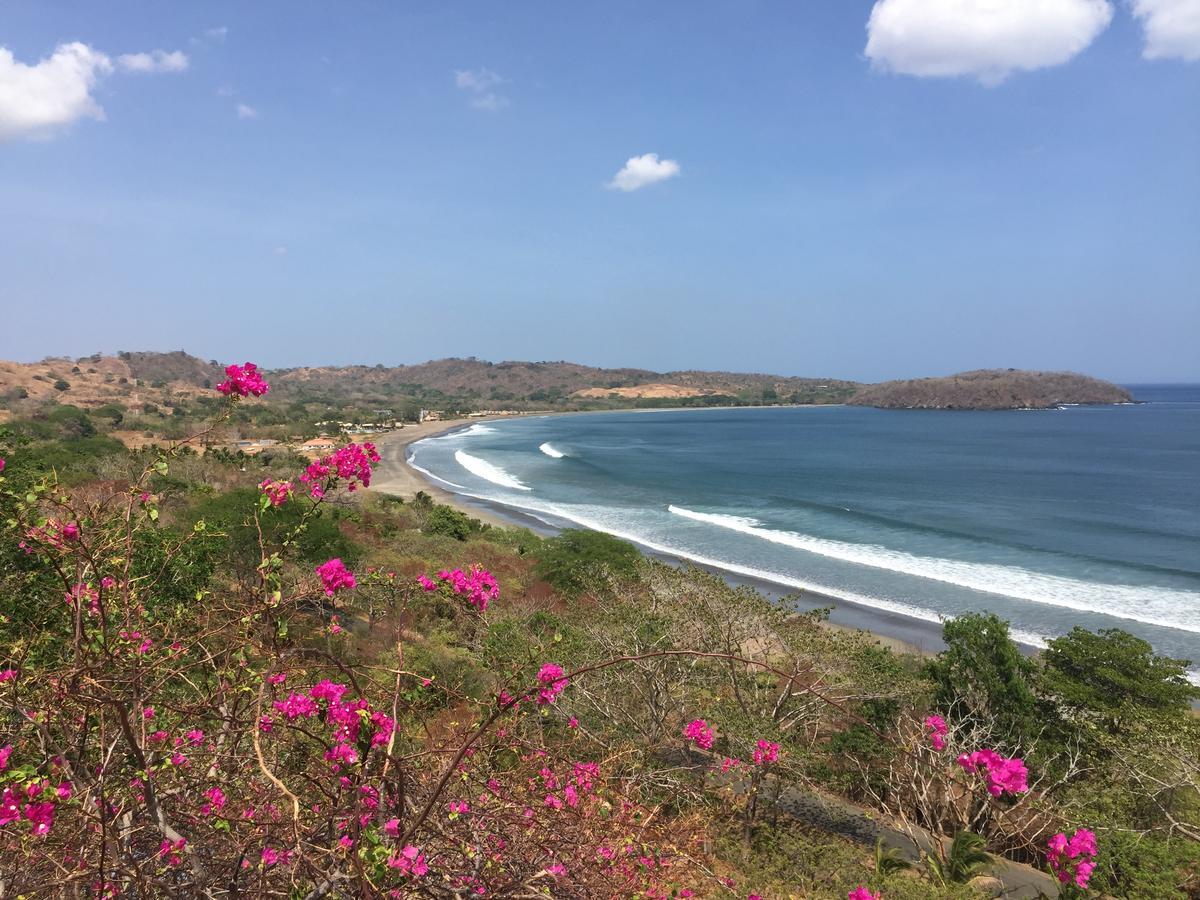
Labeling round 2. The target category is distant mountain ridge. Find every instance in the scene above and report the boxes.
[847,369,1133,410]
[0,351,859,411]
[0,352,1130,413]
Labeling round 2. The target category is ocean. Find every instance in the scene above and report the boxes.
[406,385,1200,679]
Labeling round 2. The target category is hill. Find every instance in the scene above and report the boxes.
[0,351,860,415]
[847,369,1132,410]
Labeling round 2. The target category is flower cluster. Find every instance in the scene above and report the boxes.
[215,362,270,398]
[752,739,780,766]
[316,558,357,596]
[957,749,1029,797]
[923,714,948,751]
[418,565,500,612]
[258,479,293,507]
[21,519,80,552]
[387,844,429,878]
[0,779,69,837]
[535,663,569,705]
[1047,828,1098,888]
[266,678,395,764]
[683,718,714,750]
[848,887,881,900]
[300,443,380,499]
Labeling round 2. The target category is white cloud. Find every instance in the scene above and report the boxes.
[236,103,258,119]
[607,153,681,192]
[455,68,502,91]
[864,0,1114,84]
[1131,0,1200,60]
[205,26,229,42]
[455,67,510,111]
[216,83,236,97]
[117,49,188,74]
[471,92,510,111]
[0,42,113,141]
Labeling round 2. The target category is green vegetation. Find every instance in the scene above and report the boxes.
[2,423,1198,897]
[531,527,643,595]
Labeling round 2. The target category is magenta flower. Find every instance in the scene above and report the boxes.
[215,362,269,398]
[387,845,429,878]
[309,679,349,704]
[0,786,21,825]
[258,479,293,507]
[848,888,881,900]
[316,558,356,596]
[23,802,55,836]
[0,669,17,683]
[957,749,1029,797]
[1047,827,1098,888]
[535,663,569,705]
[752,739,780,766]
[273,692,319,720]
[683,718,714,750]
[923,714,948,751]
[300,443,381,497]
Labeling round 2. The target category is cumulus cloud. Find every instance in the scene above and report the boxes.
[117,49,189,74]
[0,42,113,141]
[236,103,258,119]
[864,0,1114,84]
[607,153,681,192]
[454,67,509,111]
[1131,0,1200,60]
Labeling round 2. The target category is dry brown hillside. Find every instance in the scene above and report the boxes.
[848,369,1132,410]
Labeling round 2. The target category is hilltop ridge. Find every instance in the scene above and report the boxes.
[847,369,1132,411]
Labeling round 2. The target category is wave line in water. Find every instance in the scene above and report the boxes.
[539,442,565,458]
[668,506,1200,634]
[454,450,532,491]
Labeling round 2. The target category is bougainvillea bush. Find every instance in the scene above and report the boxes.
[1,363,1196,897]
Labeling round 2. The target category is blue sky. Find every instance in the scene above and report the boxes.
[1,1,1197,382]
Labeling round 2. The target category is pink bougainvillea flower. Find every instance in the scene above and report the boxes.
[387,845,429,878]
[24,802,55,836]
[683,718,714,750]
[0,669,17,683]
[300,442,381,497]
[848,888,881,900]
[417,574,438,592]
[957,749,1029,797]
[1047,827,1098,888]
[547,862,568,877]
[752,740,780,766]
[923,714,948,751]
[258,479,293,507]
[216,362,269,398]
[316,558,356,596]
[0,746,13,772]
[535,663,569,705]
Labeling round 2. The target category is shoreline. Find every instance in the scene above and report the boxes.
[367,416,947,658]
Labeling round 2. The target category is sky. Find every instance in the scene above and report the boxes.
[1,0,1197,382]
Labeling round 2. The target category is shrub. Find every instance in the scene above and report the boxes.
[423,504,475,541]
[532,528,641,596]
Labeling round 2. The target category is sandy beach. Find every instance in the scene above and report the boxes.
[366,418,945,658]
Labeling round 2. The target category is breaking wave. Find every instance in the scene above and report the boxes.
[668,506,1200,634]
[539,443,565,458]
[454,451,531,491]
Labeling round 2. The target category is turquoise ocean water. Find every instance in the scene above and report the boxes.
[407,385,1200,680]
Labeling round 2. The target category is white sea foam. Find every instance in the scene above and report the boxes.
[405,454,469,491]
[459,423,497,437]
[454,450,531,491]
[668,506,1200,634]
[539,442,565,458]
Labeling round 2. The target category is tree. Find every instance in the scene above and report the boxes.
[423,504,475,541]
[1041,627,1199,722]
[926,613,1038,750]
[533,529,641,596]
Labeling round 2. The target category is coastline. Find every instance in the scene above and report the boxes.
[367,417,946,658]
